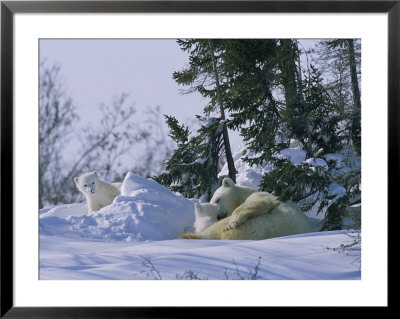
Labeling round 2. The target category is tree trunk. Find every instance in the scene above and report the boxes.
[347,39,361,156]
[208,39,236,183]
[279,40,299,110]
[278,40,312,155]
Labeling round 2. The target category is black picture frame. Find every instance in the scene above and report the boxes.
[1,0,395,317]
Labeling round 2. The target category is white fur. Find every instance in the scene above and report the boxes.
[181,178,310,240]
[194,202,219,233]
[210,177,256,219]
[74,171,121,213]
[181,201,311,240]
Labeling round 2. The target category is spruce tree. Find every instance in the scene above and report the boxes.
[312,39,361,220]
[173,39,236,182]
[155,115,223,201]
[259,63,348,230]
[207,39,282,166]
[208,39,236,183]
[166,38,360,230]
[346,39,361,156]
[314,39,361,157]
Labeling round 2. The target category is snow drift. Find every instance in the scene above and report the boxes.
[40,172,196,242]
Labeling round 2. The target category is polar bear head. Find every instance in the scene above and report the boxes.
[210,177,256,219]
[194,202,219,232]
[74,171,99,196]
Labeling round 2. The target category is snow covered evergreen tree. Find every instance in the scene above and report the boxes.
[173,39,236,183]
[315,39,361,157]
[155,115,224,201]
[260,64,349,230]
[167,39,361,230]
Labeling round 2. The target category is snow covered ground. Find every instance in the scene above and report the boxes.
[40,230,360,280]
[39,171,361,280]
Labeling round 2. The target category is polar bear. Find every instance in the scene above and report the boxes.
[194,202,219,233]
[210,177,281,230]
[210,177,257,221]
[180,177,310,240]
[74,171,121,213]
[180,201,311,240]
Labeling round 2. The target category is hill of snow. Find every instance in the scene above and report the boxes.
[40,172,196,242]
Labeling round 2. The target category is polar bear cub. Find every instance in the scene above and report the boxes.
[74,171,121,213]
[194,202,219,233]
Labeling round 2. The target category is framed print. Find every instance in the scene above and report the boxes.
[1,0,395,317]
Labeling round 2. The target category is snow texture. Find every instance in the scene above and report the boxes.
[275,148,307,165]
[39,170,360,280]
[305,157,328,169]
[40,230,360,280]
[40,172,195,242]
[218,145,273,189]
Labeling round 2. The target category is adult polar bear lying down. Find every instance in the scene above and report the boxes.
[180,177,310,240]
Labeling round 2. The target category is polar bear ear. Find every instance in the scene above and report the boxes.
[74,177,79,184]
[222,177,235,188]
[92,170,98,177]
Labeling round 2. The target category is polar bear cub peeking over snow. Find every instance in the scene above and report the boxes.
[194,202,219,233]
[74,171,122,213]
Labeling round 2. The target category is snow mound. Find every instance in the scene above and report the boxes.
[218,145,272,189]
[39,172,196,242]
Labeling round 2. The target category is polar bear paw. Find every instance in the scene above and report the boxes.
[224,215,242,231]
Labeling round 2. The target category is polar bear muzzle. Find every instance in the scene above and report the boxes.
[85,183,96,195]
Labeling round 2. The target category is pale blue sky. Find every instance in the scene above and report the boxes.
[39,39,319,160]
[39,39,207,125]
